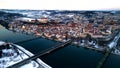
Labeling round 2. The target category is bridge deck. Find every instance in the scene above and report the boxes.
[7,40,72,68]
[96,32,120,68]
[96,48,112,68]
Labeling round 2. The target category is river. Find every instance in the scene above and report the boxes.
[0,25,120,68]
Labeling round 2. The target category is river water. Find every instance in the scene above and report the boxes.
[0,25,120,68]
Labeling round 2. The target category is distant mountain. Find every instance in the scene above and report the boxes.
[0,9,120,18]
[0,11,23,17]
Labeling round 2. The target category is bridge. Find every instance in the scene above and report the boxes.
[96,32,120,68]
[7,40,72,68]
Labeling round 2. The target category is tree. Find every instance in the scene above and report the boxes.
[86,34,92,41]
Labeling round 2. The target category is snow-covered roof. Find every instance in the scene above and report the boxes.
[0,41,5,45]
[108,42,116,49]
[17,17,35,22]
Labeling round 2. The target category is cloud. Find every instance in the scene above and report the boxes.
[0,0,120,10]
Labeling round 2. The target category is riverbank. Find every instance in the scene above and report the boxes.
[7,28,110,55]
[1,24,120,68]
[3,24,120,56]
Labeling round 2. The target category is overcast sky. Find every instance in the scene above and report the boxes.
[0,0,120,10]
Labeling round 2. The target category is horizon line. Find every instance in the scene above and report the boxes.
[0,8,120,11]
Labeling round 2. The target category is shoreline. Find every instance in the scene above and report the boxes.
[4,25,120,56]
[10,43,52,68]
[41,32,120,56]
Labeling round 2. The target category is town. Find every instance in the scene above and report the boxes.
[1,10,120,68]
[5,10,120,53]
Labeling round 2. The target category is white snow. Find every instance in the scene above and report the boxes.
[20,61,39,68]
[0,41,5,45]
[12,44,52,68]
[108,42,116,49]
[0,42,52,68]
